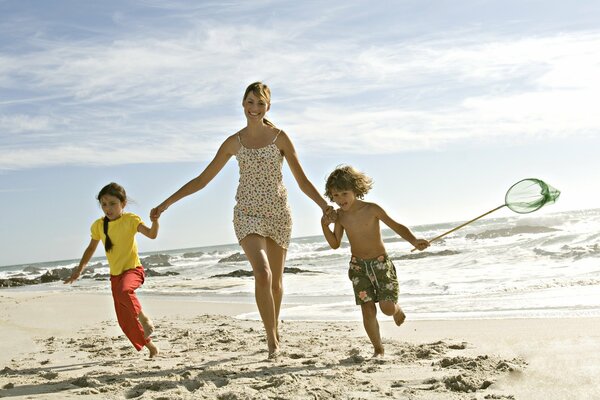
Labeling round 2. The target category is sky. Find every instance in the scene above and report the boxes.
[1,0,599,266]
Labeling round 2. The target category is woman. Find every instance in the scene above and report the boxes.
[151,82,334,357]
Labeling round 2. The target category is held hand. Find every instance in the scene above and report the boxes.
[63,268,81,284]
[150,204,167,220]
[323,205,337,223]
[412,239,430,252]
[150,209,160,222]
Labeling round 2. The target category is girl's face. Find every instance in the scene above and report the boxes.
[330,188,357,211]
[243,92,270,122]
[100,194,125,221]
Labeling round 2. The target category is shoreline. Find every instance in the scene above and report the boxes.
[1,291,599,399]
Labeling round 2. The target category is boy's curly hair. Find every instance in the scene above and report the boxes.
[324,165,373,201]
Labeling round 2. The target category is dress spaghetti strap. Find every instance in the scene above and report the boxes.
[272,129,282,143]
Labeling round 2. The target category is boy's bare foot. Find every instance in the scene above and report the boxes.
[146,341,159,358]
[394,307,406,326]
[139,314,155,338]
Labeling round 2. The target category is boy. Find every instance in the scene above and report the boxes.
[321,165,429,357]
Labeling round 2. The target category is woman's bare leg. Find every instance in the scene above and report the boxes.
[240,234,279,356]
[265,238,286,341]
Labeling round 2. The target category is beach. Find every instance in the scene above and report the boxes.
[1,291,599,400]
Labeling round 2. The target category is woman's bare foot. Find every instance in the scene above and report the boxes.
[393,307,406,326]
[146,340,159,358]
[373,346,385,358]
[268,347,281,360]
[267,336,280,360]
[138,313,155,338]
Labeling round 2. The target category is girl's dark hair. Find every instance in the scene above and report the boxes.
[324,165,373,201]
[243,81,276,128]
[97,182,127,252]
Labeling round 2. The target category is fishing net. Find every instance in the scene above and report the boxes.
[412,177,561,250]
[504,178,561,214]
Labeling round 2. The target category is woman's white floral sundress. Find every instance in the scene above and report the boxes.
[233,132,292,249]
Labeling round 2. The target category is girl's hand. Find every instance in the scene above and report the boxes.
[150,204,166,220]
[64,268,81,284]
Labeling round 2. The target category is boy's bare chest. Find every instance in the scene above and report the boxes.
[340,211,379,235]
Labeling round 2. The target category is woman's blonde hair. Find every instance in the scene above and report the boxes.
[324,165,373,201]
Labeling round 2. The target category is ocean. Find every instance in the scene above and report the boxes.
[2,208,599,322]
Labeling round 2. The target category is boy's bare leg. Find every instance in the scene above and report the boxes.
[361,302,384,357]
[138,310,155,338]
[145,339,159,358]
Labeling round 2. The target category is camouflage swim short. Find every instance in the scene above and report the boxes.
[348,254,399,305]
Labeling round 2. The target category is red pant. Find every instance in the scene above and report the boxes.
[110,266,149,351]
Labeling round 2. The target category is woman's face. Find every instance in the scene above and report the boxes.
[243,91,270,122]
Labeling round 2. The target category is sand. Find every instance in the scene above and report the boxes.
[1,291,599,399]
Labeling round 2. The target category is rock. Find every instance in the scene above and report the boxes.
[141,254,172,267]
[144,269,179,277]
[218,253,248,263]
[211,267,318,278]
[183,251,205,258]
[211,269,254,278]
[23,266,44,274]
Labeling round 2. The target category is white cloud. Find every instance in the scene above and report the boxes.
[1,4,599,170]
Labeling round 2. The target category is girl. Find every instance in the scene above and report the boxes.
[65,182,159,358]
[151,82,335,358]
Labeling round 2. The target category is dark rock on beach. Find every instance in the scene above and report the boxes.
[210,267,319,278]
[218,252,248,263]
[211,269,254,278]
[141,254,172,267]
[182,251,205,258]
[0,265,178,288]
[144,269,179,277]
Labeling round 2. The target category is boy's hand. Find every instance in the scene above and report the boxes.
[323,206,337,223]
[63,268,81,284]
[412,239,430,251]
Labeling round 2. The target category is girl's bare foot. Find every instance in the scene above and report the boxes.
[146,340,159,358]
[138,313,155,338]
[393,307,406,326]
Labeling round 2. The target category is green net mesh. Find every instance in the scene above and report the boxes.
[504,178,561,214]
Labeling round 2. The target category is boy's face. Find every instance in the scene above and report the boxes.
[330,188,357,211]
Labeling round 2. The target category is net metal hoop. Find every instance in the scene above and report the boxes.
[504,178,561,214]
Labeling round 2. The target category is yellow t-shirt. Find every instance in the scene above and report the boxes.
[91,212,143,276]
